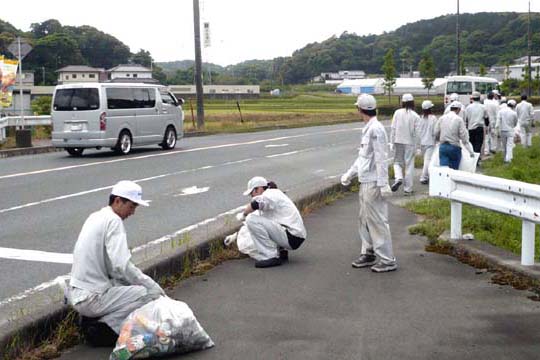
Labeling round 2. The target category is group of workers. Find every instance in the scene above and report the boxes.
[64,90,535,346]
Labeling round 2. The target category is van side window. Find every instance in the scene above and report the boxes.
[160,91,177,106]
[107,88,135,109]
[133,88,156,108]
[446,81,472,95]
[53,88,100,111]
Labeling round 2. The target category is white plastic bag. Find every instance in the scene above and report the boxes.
[110,297,214,359]
[429,144,479,173]
[236,225,265,261]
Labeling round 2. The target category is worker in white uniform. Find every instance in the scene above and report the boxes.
[390,93,420,195]
[238,176,306,268]
[483,92,500,154]
[444,93,465,119]
[67,180,165,340]
[434,101,475,170]
[516,94,534,147]
[417,100,438,184]
[341,94,396,273]
[464,91,487,164]
[496,99,518,163]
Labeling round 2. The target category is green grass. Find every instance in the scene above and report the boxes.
[406,137,540,257]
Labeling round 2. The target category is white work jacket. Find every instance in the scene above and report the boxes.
[434,111,474,154]
[416,114,438,146]
[483,99,499,127]
[465,101,486,130]
[496,107,518,133]
[252,188,307,239]
[390,108,420,145]
[343,116,389,187]
[516,100,534,126]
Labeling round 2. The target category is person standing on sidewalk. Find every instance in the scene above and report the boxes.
[390,93,420,195]
[496,99,518,163]
[238,176,306,268]
[341,94,396,273]
[434,101,475,170]
[516,94,534,148]
[417,100,438,184]
[483,92,500,154]
[67,181,165,341]
[464,91,487,164]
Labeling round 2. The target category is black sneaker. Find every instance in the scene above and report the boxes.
[371,262,397,273]
[255,257,282,268]
[420,179,429,185]
[279,249,289,261]
[390,180,403,192]
[351,254,377,268]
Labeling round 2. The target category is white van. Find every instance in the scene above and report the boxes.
[444,76,499,106]
[51,83,184,156]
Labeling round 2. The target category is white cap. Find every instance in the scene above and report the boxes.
[449,93,459,101]
[243,176,268,196]
[402,93,414,102]
[471,91,481,99]
[421,100,434,110]
[354,94,377,110]
[500,96,507,103]
[508,99,517,107]
[111,180,149,206]
[449,101,462,109]
[492,89,500,95]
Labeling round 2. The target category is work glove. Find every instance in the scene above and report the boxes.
[224,232,238,246]
[380,184,392,197]
[341,173,351,186]
[236,212,246,222]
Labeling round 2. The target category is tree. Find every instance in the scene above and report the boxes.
[419,53,436,96]
[479,64,487,77]
[31,96,52,115]
[400,46,413,76]
[30,19,62,38]
[382,48,397,103]
[131,49,153,68]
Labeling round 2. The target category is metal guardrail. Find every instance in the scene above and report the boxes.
[0,115,52,141]
[430,166,540,266]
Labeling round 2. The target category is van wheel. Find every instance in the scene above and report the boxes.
[161,126,177,150]
[114,130,132,155]
[66,148,84,157]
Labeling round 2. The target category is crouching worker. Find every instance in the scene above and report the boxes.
[237,177,306,268]
[66,180,165,346]
[341,94,397,273]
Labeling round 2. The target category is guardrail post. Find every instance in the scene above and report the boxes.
[450,201,462,242]
[521,220,536,266]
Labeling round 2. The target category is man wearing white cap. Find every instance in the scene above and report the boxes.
[483,92,500,154]
[444,93,465,119]
[389,93,420,195]
[516,94,534,147]
[496,99,518,163]
[238,177,306,268]
[417,100,438,184]
[341,94,397,273]
[67,180,165,343]
[435,101,474,169]
[464,91,486,163]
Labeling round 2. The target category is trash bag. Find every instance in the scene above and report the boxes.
[110,297,214,359]
[429,144,478,173]
[236,225,265,261]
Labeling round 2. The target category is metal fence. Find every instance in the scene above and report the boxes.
[0,115,52,142]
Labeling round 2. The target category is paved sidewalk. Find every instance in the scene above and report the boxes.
[59,191,540,360]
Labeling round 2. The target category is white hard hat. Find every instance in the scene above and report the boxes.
[449,93,459,101]
[421,100,434,110]
[402,93,414,102]
[449,101,462,109]
[243,176,268,196]
[354,94,377,110]
[111,180,149,206]
[508,99,517,107]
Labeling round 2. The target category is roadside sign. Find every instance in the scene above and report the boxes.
[7,38,32,60]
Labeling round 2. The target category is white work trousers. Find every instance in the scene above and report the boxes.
[73,285,158,333]
[420,145,435,182]
[358,182,395,265]
[393,144,415,192]
[501,131,515,163]
[485,125,499,154]
[519,123,532,147]
[245,213,291,260]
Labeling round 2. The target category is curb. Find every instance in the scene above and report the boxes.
[0,179,344,359]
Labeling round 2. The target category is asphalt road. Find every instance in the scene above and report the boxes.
[0,122,370,301]
[58,192,540,360]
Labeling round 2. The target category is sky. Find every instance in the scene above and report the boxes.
[4,0,538,66]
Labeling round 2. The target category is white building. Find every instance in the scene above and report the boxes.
[56,66,106,84]
[336,77,447,96]
[107,64,156,82]
[507,63,540,80]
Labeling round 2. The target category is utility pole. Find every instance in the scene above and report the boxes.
[456,0,461,76]
[528,0,532,96]
[193,0,205,130]
[42,66,45,85]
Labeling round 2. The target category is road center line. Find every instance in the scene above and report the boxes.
[0,247,73,264]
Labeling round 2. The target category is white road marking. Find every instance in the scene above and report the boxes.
[0,206,245,306]
[314,169,326,174]
[174,186,210,197]
[266,151,300,158]
[0,127,361,181]
[0,247,73,264]
[0,158,252,215]
[265,144,289,148]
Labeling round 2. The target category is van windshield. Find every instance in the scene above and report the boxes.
[53,88,100,111]
[446,81,472,95]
